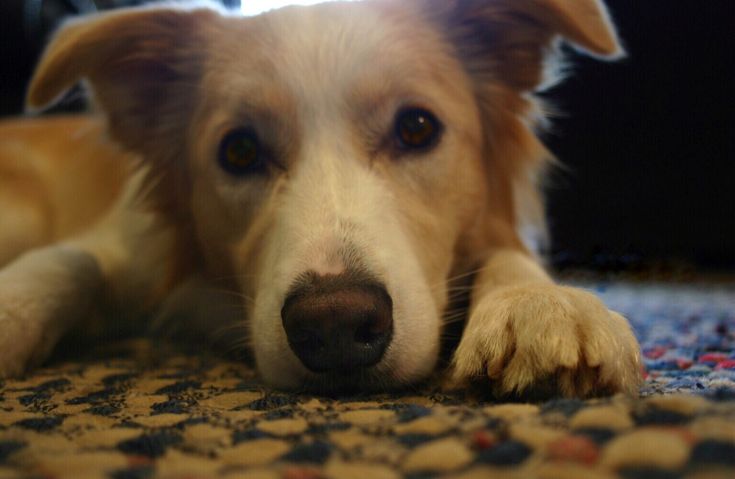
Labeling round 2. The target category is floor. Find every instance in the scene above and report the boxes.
[0,277,733,478]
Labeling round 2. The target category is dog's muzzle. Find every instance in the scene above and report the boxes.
[281,271,393,373]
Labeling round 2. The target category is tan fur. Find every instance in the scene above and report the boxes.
[0,0,641,397]
[0,117,130,265]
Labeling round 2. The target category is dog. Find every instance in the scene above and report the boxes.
[0,0,641,397]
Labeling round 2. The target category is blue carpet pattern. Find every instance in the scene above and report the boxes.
[574,279,735,395]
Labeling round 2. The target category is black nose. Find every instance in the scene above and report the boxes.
[281,273,393,373]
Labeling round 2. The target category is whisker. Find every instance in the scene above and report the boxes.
[224,336,252,350]
[446,284,474,293]
[442,306,470,316]
[442,313,467,324]
[441,319,467,327]
[445,293,472,304]
[210,322,249,340]
[206,289,256,306]
[445,287,474,294]
[433,266,485,289]
[442,308,468,317]
[180,283,255,307]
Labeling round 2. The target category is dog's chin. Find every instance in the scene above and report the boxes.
[256,345,435,395]
[255,341,439,395]
[280,367,423,396]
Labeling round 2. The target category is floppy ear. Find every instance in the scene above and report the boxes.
[26,4,221,153]
[425,0,623,91]
[420,0,622,252]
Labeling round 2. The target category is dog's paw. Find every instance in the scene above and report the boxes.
[0,307,53,378]
[447,283,642,398]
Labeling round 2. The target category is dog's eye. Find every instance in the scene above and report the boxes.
[395,108,442,150]
[218,129,263,175]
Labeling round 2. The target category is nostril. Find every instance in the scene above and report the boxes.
[354,311,392,344]
[354,321,377,344]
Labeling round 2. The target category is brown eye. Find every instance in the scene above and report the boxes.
[218,128,263,175]
[395,108,442,150]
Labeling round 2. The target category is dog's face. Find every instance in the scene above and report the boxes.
[27,0,621,391]
[189,2,487,390]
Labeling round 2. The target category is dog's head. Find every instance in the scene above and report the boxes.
[28,0,621,391]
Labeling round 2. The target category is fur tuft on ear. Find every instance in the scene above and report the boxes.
[543,0,623,57]
[26,4,222,152]
[424,0,623,92]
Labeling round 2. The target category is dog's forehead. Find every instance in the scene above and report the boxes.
[214,2,455,109]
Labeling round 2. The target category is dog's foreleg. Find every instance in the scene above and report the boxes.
[0,169,174,377]
[0,245,104,377]
[448,248,641,398]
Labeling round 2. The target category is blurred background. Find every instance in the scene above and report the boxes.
[1,0,732,272]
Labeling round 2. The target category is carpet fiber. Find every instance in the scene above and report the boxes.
[1,279,734,479]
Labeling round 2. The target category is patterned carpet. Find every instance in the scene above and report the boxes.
[1,278,734,479]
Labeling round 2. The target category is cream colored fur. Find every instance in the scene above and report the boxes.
[0,0,641,397]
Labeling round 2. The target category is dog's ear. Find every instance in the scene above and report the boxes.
[26,5,220,152]
[419,0,622,252]
[425,0,623,91]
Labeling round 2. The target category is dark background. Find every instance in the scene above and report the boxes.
[543,0,734,271]
[1,0,733,271]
